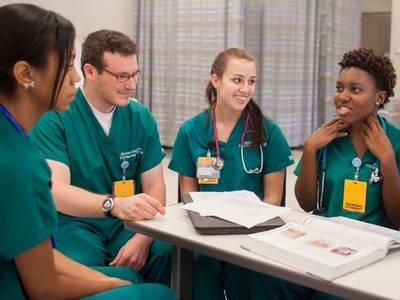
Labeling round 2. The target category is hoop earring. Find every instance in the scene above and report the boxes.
[23,81,35,90]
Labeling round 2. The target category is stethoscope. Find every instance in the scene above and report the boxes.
[316,114,387,212]
[210,105,264,174]
[0,104,58,247]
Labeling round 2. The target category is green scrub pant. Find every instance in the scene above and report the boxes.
[92,266,144,283]
[56,216,171,286]
[244,271,345,300]
[81,285,177,300]
[81,266,177,300]
[193,253,249,300]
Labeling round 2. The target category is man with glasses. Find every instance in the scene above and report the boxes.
[30,30,171,287]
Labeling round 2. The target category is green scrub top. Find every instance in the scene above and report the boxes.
[29,88,165,228]
[169,109,294,199]
[294,117,400,227]
[0,114,57,299]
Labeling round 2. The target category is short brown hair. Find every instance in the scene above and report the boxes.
[81,29,138,77]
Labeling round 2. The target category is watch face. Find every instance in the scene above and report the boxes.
[102,198,113,211]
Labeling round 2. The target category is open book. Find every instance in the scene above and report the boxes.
[241,214,400,281]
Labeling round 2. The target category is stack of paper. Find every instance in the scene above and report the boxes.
[181,190,289,228]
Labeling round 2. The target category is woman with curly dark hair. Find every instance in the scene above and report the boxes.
[295,47,400,229]
[244,48,400,300]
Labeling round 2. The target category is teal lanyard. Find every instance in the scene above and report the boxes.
[316,115,387,212]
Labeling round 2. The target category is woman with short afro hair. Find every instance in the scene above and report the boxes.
[296,47,400,229]
[245,48,400,300]
[338,47,396,108]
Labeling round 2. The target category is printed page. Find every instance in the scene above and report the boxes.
[183,190,289,228]
[249,223,382,268]
[187,192,221,202]
[279,209,314,224]
[303,217,394,250]
[330,216,400,248]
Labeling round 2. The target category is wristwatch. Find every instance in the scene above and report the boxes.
[102,195,114,217]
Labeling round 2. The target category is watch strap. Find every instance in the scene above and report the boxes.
[102,195,115,217]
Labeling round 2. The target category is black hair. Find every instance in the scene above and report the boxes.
[338,48,396,109]
[0,3,75,109]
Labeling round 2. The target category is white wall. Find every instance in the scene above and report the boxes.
[0,0,134,41]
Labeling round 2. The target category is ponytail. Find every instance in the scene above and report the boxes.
[205,81,217,106]
[245,99,265,147]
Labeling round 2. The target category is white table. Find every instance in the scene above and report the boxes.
[125,204,400,300]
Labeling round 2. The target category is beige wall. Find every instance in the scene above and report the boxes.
[391,0,400,99]
[0,0,135,84]
[362,0,392,12]
[362,0,400,101]
[2,0,399,99]
[0,0,134,41]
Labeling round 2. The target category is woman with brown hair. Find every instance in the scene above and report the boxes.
[169,47,293,300]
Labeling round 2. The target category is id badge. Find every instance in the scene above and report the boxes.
[343,179,367,213]
[197,156,219,184]
[113,179,135,197]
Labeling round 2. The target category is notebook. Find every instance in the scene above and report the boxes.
[182,193,285,235]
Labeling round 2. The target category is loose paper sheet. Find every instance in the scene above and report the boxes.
[182,190,289,228]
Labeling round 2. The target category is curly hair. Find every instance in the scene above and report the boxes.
[338,48,396,108]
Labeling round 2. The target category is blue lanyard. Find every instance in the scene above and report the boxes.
[0,104,26,136]
[316,115,387,212]
[0,104,56,248]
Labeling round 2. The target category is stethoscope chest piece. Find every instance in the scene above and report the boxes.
[212,157,224,170]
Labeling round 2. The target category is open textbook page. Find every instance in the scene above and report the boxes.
[330,216,400,248]
[241,215,400,281]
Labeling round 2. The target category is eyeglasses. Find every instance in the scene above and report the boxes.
[102,68,141,82]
